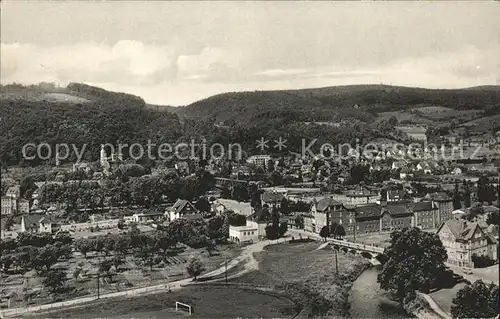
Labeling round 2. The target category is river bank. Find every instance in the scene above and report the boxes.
[229,242,371,317]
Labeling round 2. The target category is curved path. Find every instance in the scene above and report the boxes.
[0,237,290,318]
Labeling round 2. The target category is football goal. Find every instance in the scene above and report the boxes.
[175,301,193,315]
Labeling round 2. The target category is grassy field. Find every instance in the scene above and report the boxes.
[230,242,370,317]
[25,285,297,319]
[1,244,242,309]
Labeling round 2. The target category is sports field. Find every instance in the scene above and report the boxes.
[25,285,297,319]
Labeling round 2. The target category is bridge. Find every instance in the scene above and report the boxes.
[214,177,249,189]
[327,238,384,257]
[322,238,384,264]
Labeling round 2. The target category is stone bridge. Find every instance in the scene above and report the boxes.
[327,238,384,257]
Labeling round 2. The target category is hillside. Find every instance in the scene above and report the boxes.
[2,83,499,167]
[177,85,500,126]
[0,83,182,167]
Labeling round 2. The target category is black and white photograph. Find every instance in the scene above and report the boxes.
[0,1,499,318]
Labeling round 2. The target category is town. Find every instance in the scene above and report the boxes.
[1,123,499,318]
[1,1,500,318]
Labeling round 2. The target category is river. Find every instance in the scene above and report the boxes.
[349,266,411,318]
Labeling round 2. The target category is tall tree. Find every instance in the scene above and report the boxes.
[186,258,205,280]
[43,269,66,295]
[452,182,462,210]
[377,228,448,303]
[451,280,499,319]
[463,180,472,208]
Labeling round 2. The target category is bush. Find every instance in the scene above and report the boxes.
[471,254,496,268]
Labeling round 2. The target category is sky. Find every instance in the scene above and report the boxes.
[1,1,499,106]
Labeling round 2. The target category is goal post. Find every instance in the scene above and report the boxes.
[175,301,192,315]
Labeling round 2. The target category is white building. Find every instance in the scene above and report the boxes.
[437,219,498,268]
[229,224,258,243]
[246,155,271,168]
[167,199,200,222]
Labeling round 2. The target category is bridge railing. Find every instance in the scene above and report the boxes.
[328,238,384,254]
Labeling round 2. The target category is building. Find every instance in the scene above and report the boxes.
[167,199,200,222]
[229,224,258,243]
[131,211,165,224]
[20,214,45,233]
[1,196,31,216]
[424,192,453,224]
[246,155,271,168]
[39,216,61,233]
[18,199,30,214]
[380,203,413,232]
[303,214,315,233]
[6,186,20,199]
[352,202,413,234]
[311,197,345,233]
[386,190,406,203]
[344,187,380,205]
[353,204,382,234]
[1,196,17,215]
[410,201,440,229]
[246,220,268,239]
[437,219,498,268]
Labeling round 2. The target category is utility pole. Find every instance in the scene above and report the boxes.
[335,248,338,275]
[225,259,228,283]
[97,273,100,299]
[332,246,338,275]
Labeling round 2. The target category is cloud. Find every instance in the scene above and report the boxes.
[1,40,498,106]
[1,41,178,86]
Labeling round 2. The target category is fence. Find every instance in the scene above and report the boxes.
[0,283,173,318]
[1,237,292,318]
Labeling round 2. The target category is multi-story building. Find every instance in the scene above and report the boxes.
[380,203,413,232]
[1,196,17,215]
[344,187,380,206]
[1,196,30,216]
[352,202,413,235]
[410,201,440,229]
[303,214,315,233]
[424,192,453,224]
[18,199,30,214]
[353,204,381,234]
[311,197,346,233]
[437,219,498,268]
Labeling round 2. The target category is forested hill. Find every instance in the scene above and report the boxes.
[177,85,500,125]
[1,83,500,167]
[0,83,182,167]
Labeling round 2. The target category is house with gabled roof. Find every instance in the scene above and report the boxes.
[20,214,45,233]
[38,216,61,233]
[437,219,497,268]
[167,199,200,222]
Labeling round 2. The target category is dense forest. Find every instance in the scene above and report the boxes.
[1,83,499,167]
[177,85,500,125]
